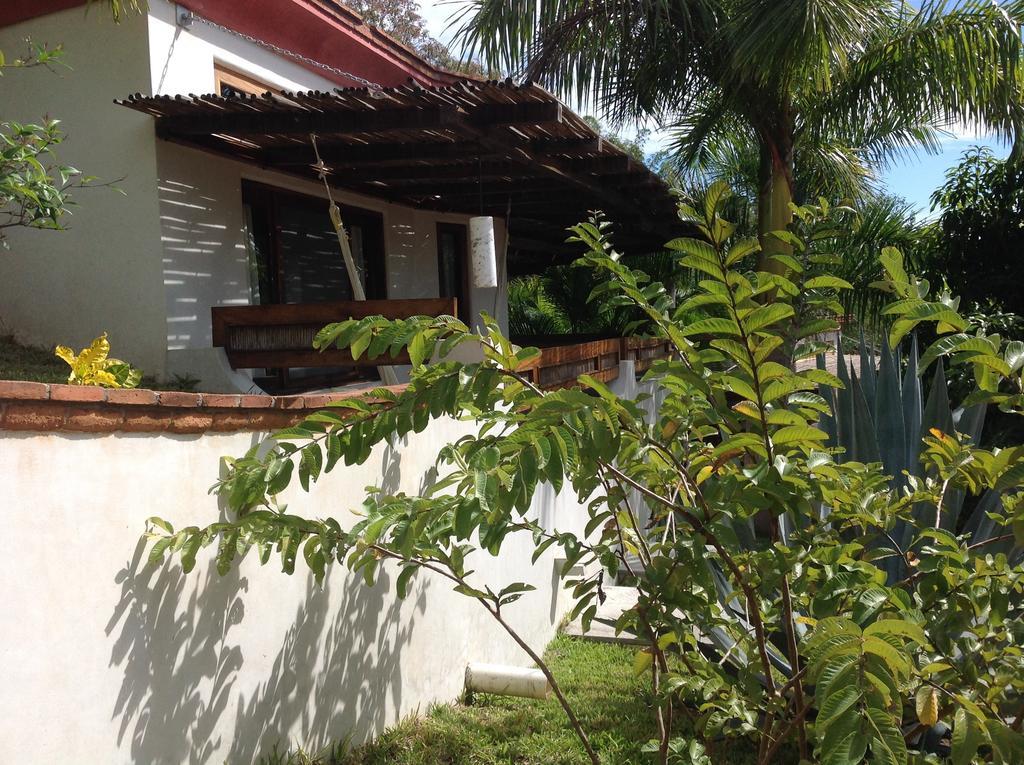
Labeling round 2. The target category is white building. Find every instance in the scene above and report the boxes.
[1,0,676,393]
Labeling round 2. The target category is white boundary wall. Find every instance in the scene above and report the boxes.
[0,416,588,764]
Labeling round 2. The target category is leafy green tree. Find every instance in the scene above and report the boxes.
[582,115,649,165]
[457,0,1024,269]
[146,184,1024,765]
[345,0,486,76]
[928,146,1024,317]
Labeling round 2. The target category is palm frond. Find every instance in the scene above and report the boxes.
[831,1,1024,141]
[456,0,720,122]
[726,0,894,93]
[507,275,568,336]
[829,194,927,324]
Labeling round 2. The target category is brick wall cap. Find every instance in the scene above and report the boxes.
[0,381,50,400]
[0,380,409,434]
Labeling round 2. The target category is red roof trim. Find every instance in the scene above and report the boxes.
[0,0,87,27]
[177,0,462,88]
[1,0,469,88]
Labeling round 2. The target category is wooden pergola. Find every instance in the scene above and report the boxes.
[118,79,682,262]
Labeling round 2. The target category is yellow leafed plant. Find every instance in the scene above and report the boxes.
[54,333,142,388]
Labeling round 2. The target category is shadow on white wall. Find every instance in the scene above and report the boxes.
[105,439,433,762]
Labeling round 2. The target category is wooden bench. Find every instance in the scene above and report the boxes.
[212,298,457,369]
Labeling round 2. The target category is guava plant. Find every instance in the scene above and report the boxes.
[146,184,1024,764]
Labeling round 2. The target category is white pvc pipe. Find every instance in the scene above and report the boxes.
[465,663,551,700]
[469,216,498,289]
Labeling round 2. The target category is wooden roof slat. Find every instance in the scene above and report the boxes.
[117,81,683,253]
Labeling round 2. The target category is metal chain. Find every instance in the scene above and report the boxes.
[187,12,387,93]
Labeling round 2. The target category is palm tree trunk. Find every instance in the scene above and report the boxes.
[756,129,795,275]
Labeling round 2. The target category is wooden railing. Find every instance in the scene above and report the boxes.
[212,298,456,370]
[211,302,673,390]
[622,336,674,374]
[519,336,673,391]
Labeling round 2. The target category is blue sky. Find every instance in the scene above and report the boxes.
[417,1,1007,215]
[879,134,1006,216]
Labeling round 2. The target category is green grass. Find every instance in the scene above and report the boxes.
[0,334,70,384]
[0,334,198,390]
[258,635,766,765]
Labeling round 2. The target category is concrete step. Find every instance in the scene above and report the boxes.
[562,586,644,645]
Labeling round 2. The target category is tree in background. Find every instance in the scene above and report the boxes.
[928,147,1024,318]
[581,116,649,165]
[646,132,932,327]
[458,0,1024,270]
[346,0,485,76]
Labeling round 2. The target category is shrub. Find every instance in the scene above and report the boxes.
[55,333,141,387]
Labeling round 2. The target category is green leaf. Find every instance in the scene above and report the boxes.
[633,650,653,676]
[864,707,907,765]
[880,247,908,285]
[725,237,760,266]
[804,275,853,290]
[350,326,373,360]
[454,499,477,540]
[741,303,794,334]
[147,516,174,535]
[396,564,417,599]
[817,685,860,730]
[863,636,910,679]
[148,537,172,565]
[864,619,927,646]
[180,532,204,574]
[680,317,740,337]
[772,425,828,446]
[951,707,983,765]
[920,333,969,372]
[916,686,939,727]
[408,331,429,368]
[1005,340,1024,373]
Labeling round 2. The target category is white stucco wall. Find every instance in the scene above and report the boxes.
[0,8,168,376]
[0,416,586,764]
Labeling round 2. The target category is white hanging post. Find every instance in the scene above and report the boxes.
[311,135,399,386]
[469,216,498,289]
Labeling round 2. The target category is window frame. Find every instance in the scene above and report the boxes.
[239,181,389,392]
[241,180,388,305]
[214,63,275,98]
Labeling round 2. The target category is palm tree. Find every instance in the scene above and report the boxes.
[89,0,140,20]
[457,1,1024,269]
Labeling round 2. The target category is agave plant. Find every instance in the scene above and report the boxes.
[817,333,1022,582]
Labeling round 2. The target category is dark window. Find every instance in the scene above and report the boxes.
[437,223,469,324]
[240,181,387,392]
[242,181,387,305]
